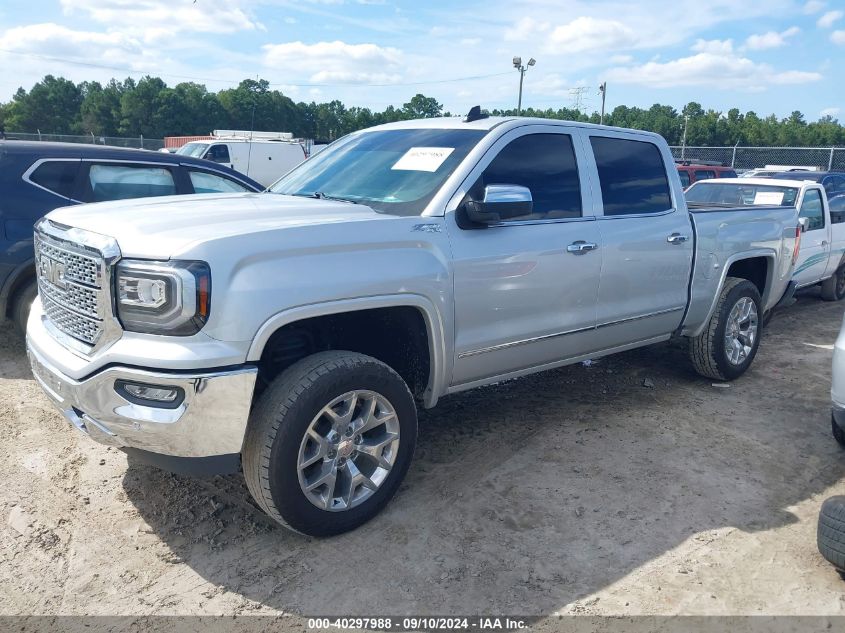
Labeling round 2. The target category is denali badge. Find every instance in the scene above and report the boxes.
[40,256,68,290]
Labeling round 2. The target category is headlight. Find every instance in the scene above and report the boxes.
[115,260,211,335]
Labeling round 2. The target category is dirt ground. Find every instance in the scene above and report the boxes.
[2,290,845,622]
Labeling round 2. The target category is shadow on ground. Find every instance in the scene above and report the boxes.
[120,293,845,615]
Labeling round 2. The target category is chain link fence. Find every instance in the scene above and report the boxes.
[2,131,164,151]
[669,146,845,171]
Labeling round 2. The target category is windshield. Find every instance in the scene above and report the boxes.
[269,128,488,216]
[177,142,209,158]
[685,182,799,207]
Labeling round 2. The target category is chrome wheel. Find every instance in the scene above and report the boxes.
[723,296,758,366]
[297,389,400,512]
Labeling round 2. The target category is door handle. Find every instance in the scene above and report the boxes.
[822,240,830,247]
[667,233,689,244]
[567,241,598,254]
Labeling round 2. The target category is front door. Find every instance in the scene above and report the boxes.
[448,127,602,387]
[794,187,830,286]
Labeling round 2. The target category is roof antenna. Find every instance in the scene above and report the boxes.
[463,105,488,123]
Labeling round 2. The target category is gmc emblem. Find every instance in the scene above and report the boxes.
[40,256,68,290]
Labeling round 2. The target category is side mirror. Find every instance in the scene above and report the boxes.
[465,184,533,224]
[798,217,808,233]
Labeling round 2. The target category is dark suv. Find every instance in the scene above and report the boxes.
[0,141,262,335]
[761,171,845,199]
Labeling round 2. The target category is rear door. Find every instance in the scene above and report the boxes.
[794,187,830,286]
[583,132,693,348]
[448,126,602,387]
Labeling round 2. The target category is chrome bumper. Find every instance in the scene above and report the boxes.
[26,342,258,458]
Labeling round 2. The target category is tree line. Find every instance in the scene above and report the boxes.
[1,74,843,147]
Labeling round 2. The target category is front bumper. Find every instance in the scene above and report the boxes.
[26,338,258,459]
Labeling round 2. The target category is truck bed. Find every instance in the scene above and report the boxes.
[681,204,800,337]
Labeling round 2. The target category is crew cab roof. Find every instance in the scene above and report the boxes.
[365,116,666,141]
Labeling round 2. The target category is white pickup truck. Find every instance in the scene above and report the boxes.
[686,177,845,301]
[26,115,801,536]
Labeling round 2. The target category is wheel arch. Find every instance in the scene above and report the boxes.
[1,260,36,319]
[246,294,448,408]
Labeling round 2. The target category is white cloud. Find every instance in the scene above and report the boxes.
[744,26,800,50]
[0,22,143,63]
[818,10,844,28]
[606,51,822,90]
[832,29,845,44]
[804,0,826,13]
[821,107,841,117]
[610,54,634,64]
[460,37,481,46]
[262,40,402,84]
[506,16,637,54]
[692,39,733,54]
[59,0,260,41]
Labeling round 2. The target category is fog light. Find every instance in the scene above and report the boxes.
[115,380,185,409]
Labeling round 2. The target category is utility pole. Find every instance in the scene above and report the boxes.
[513,56,536,116]
[599,82,607,125]
[681,114,690,160]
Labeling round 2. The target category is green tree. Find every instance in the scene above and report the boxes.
[401,93,443,119]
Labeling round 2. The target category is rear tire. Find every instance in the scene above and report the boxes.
[820,266,845,302]
[818,496,845,577]
[242,351,417,537]
[833,415,845,448]
[11,280,37,338]
[689,277,762,381]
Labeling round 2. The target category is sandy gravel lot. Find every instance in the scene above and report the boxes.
[2,290,845,622]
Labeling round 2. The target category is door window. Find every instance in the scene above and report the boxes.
[829,195,845,224]
[678,170,691,188]
[189,170,252,193]
[799,189,825,231]
[590,137,672,216]
[694,170,716,181]
[29,160,78,198]
[469,133,582,221]
[206,144,231,164]
[87,164,176,201]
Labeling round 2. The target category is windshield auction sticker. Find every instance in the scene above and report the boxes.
[753,190,785,205]
[392,147,455,172]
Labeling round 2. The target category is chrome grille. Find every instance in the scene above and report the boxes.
[35,233,107,347]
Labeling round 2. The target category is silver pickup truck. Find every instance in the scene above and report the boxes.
[26,114,800,536]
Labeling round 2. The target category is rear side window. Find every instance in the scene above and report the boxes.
[88,164,176,202]
[189,170,251,193]
[29,161,78,198]
[721,170,738,178]
[678,170,690,188]
[799,189,825,231]
[590,137,672,216]
[830,195,845,224]
[694,170,716,181]
[471,133,582,221]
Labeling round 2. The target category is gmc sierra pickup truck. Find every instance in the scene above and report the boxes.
[25,114,801,536]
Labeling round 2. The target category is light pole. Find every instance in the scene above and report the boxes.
[513,56,536,116]
[598,82,607,125]
[681,114,690,160]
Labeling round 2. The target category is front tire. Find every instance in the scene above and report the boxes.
[689,277,762,381]
[11,280,37,337]
[820,266,845,302]
[242,351,417,537]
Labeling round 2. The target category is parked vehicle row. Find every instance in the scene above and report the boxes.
[24,114,802,536]
[676,160,737,188]
[0,141,262,337]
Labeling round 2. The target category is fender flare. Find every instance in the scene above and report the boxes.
[0,258,36,317]
[246,293,449,408]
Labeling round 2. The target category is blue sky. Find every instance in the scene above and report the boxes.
[0,0,843,120]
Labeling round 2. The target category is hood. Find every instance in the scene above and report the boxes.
[46,192,389,259]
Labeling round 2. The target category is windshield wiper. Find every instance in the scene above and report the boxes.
[311,191,359,205]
